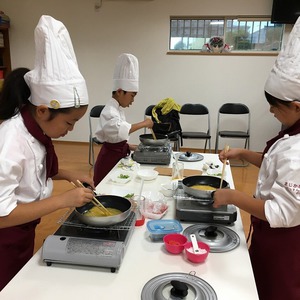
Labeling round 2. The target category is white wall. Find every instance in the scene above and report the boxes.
[1,0,283,151]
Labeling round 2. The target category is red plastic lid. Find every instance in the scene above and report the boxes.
[135,215,145,226]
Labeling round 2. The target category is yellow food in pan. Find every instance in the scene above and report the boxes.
[84,206,122,217]
[191,185,216,191]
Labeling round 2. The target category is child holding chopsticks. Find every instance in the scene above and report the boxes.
[0,16,94,291]
[213,17,300,300]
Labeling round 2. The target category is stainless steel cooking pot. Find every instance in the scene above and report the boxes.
[139,133,169,146]
[75,195,133,226]
[182,175,229,199]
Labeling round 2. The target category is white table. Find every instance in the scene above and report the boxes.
[0,153,258,300]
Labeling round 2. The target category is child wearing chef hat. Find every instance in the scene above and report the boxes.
[212,17,300,300]
[0,15,95,291]
[93,53,153,186]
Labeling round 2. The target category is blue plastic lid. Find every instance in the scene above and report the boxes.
[147,219,183,234]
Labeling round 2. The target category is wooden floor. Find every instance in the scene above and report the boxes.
[33,142,259,253]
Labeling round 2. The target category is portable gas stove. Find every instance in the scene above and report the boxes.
[132,142,172,165]
[175,182,237,225]
[42,210,136,272]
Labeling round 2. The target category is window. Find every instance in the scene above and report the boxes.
[169,16,284,53]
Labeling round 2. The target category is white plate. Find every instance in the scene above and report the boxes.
[110,170,132,184]
[117,158,140,171]
[137,169,159,181]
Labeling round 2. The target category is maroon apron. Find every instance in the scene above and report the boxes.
[93,141,130,186]
[249,216,300,300]
[0,219,40,291]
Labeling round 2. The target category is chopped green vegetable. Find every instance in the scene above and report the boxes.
[118,174,130,179]
[124,193,134,199]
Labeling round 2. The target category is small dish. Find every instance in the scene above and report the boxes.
[137,169,159,181]
[163,233,188,254]
[118,158,140,171]
[160,181,177,197]
[184,241,210,263]
[110,170,132,184]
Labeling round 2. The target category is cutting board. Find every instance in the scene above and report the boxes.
[154,167,202,177]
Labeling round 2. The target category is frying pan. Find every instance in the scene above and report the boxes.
[182,175,229,199]
[139,133,169,146]
[139,130,181,146]
[75,195,133,226]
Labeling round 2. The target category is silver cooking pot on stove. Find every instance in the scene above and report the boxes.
[182,175,229,199]
[75,195,133,226]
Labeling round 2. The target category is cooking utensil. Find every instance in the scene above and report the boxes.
[183,224,240,253]
[70,181,108,216]
[190,234,200,254]
[139,130,181,146]
[141,272,218,300]
[181,175,229,199]
[178,151,204,162]
[75,195,132,226]
[139,133,168,146]
[75,180,112,216]
[150,128,157,140]
[220,145,229,188]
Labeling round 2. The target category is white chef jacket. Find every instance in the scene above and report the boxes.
[95,98,131,143]
[0,113,53,217]
[256,133,300,228]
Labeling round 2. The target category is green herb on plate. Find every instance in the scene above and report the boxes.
[118,174,130,179]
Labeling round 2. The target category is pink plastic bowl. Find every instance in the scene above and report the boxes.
[184,241,210,263]
[163,233,188,254]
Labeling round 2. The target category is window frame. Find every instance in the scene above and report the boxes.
[168,15,283,56]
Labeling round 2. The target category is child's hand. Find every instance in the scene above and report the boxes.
[69,173,95,189]
[62,187,94,208]
[144,118,153,128]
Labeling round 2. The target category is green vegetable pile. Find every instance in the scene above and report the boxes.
[118,174,130,179]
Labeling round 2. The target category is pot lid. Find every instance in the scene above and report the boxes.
[178,152,204,162]
[141,272,217,300]
[183,224,240,253]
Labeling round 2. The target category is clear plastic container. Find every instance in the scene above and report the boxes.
[146,219,183,242]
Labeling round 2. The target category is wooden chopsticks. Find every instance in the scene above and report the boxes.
[150,128,157,140]
[220,145,230,188]
[70,181,112,216]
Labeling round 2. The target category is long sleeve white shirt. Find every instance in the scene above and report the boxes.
[95,98,131,143]
[0,114,53,216]
[256,133,300,228]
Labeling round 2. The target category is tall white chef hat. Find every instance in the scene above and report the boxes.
[24,15,89,109]
[264,17,300,101]
[112,53,139,92]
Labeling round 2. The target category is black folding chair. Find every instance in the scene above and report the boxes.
[180,103,211,152]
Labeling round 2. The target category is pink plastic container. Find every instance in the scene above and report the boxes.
[184,241,210,263]
[163,233,188,254]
